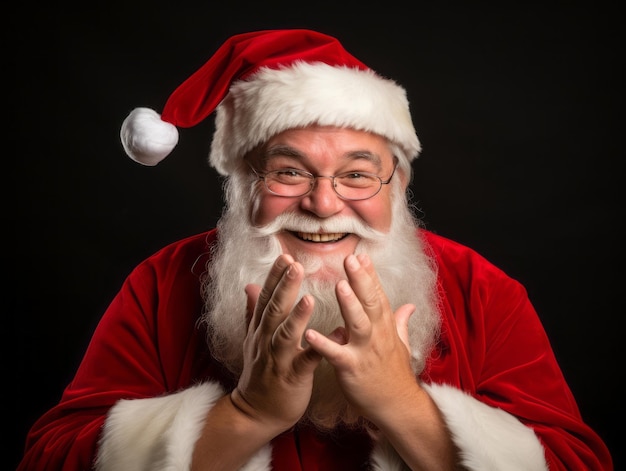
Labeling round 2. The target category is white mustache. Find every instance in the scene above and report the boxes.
[251,213,385,241]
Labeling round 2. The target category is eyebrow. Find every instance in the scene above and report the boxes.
[262,145,303,163]
[261,145,383,169]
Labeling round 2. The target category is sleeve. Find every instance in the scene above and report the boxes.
[423,382,548,470]
[93,382,272,471]
[424,244,613,470]
[17,258,182,471]
[17,236,273,471]
[17,266,154,469]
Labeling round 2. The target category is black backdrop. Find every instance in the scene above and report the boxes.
[7,3,622,469]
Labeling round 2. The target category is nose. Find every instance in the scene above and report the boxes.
[299,176,345,218]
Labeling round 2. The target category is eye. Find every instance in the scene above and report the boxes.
[269,168,311,184]
[274,168,303,178]
[342,172,368,180]
[337,172,378,188]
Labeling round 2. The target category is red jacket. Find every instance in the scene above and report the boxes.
[18,229,613,470]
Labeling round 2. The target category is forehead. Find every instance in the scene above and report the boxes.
[252,125,393,166]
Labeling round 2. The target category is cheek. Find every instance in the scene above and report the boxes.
[251,194,294,226]
[354,197,393,232]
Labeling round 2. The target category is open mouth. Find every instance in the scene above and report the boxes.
[295,231,349,243]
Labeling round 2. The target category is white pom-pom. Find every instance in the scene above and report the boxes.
[120,107,179,166]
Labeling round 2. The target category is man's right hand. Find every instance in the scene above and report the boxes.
[231,254,323,435]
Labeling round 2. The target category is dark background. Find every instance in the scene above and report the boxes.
[7,3,622,469]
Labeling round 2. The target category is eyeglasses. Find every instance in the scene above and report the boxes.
[250,158,398,201]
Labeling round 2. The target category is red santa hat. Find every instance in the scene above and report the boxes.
[120,29,421,175]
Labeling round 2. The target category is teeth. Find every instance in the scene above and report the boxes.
[298,232,346,242]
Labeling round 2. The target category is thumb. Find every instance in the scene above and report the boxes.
[395,304,415,350]
[244,283,262,326]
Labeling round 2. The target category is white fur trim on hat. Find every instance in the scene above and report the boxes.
[210,62,421,176]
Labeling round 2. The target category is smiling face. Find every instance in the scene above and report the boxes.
[203,125,441,427]
[248,126,405,268]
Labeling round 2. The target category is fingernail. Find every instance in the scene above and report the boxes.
[286,263,298,279]
[276,257,288,270]
[337,279,351,294]
[357,253,370,266]
[346,254,359,270]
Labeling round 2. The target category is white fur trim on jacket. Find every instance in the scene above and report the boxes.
[423,382,548,471]
[370,437,411,471]
[94,382,272,471]
[93,380,547,470]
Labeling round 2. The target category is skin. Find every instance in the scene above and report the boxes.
[191,126,459,470]
[250,126,396,259]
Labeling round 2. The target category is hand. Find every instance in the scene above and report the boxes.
[304,253,419,424]
[231,254,322,434]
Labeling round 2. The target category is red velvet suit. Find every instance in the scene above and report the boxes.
[18,229,613,470]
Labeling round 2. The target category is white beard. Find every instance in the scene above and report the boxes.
[200,175,441,430]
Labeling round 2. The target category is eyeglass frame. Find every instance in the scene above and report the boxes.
[248,157,399,201]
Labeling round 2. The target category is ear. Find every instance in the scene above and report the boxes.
[400,170,410,189]
[396,166,410,190]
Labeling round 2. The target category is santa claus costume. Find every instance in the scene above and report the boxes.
[18,29,612,470]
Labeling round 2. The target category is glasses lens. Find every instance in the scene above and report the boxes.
[265,169,312,197]
[335,173,381,200]
[262,169,385,200]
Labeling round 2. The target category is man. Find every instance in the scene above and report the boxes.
[18,29,612,470]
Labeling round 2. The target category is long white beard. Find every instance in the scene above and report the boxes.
[200,176,441,429]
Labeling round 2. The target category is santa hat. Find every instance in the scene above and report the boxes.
[120,29,421,175]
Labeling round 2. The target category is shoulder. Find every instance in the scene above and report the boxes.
[420,229,526,295]
[420,229,493,269]
[149,230,218,260]
[420,231,538,343]
[129,229,218,283]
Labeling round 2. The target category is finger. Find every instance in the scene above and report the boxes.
[394,304,416,350]
[271,294,324,375]
[335,278,372,341]
[271,294,315,352]
[304,328,347,366]
[258,260,305,337]
[250,254,295,330]
[266,294,324,380]
[244,284,261,327]
[343,254,388,321]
